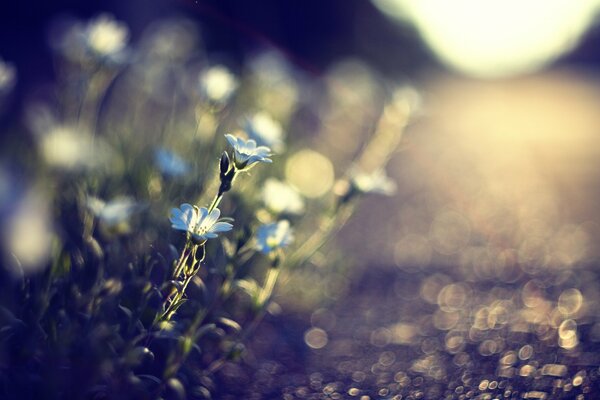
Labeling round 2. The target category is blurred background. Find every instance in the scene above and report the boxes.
[3,0,600,397]
[4,0,600,263]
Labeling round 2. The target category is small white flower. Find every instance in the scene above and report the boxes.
[56,14,129,63]
[0,58,16,94]
[39,124,111,170]
[199,66,238,104]
[155,148,190,177]
[225,134,272,170]
[170,204,233,242]
[255,220,294,254]
[84,14,129,58]
[245,111,285,153]
[87,196,140,227]
[2,189,53,274]
[350,168,397,196]
[262,179,304,215]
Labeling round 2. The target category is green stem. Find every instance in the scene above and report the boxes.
[287,202,355,268]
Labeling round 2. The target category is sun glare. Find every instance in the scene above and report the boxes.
[373,0,600,77]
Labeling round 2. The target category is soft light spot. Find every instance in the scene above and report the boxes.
[373,0,600,78]
[285,149,334,198]
[558,288,583,316]
[304,327,328,349]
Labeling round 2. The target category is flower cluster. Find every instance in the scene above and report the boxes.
[0,12,411,400]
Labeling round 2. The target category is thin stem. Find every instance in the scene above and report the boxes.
[287,202,355,269]
[172,240,191,279]
[207,193,223,213]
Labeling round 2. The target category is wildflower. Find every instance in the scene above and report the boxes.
[350,168,397,196]
[84,14,129,59]
[155,148,190,177]
[199,66,238,104]
[170,204,233,243]
[245,111,285,153]
[39,124,111,170]
[1,189,53,274]
[255,220,294,254]
[56,14,129,63]
[262,179,304,216]
[225,134,272,170]
[87,196,140,228]
[0,58,16,94]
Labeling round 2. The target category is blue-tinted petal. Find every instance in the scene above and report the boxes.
[225,134,237,148]
[210,221,233,233]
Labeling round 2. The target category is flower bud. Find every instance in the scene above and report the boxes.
[219,151,231,179]
[219,165,236,195]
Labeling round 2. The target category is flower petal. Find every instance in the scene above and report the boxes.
[225,134,238,148]
[210,221,233,233]
[204,208,221,226]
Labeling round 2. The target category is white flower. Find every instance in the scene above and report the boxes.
[170,204,233,242]
[255,220,294,254]
[56,14,129,63]
[199,66,238,104]
[84,14,129,58]
[87,196,140,227]
[0,58,16,94]
[155,148,190,177]
[225,134,272,170]
[350,168,397,196]
[2,189,53,274]
[245,111,285,153]
[262,179,304,215]
[39,124,111,170]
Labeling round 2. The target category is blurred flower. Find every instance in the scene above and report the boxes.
[1,189,53,274]
[350,168,397,196]
[83,14,129,59]
[249,51,299,120]
[139,18,198,61]
[262,178,304,216]
[39,124,111,170]
[225,134,272,170]
[245,111,285,153]
[255,220,294,254]
[155,148,190,177]
[56,14,129,63]
[170,204,233,242]
[199,66,238,104]
[87,196,141,228]
[0,58,16,94]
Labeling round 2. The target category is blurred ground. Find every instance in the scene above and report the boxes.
[212,70,600,399]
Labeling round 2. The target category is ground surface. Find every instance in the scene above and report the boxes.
[212,265,600,399]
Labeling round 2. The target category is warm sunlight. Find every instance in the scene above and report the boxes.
[373,0,600,77]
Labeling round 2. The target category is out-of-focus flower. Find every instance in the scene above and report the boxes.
[262,178,304,216]
[55,14,129,64]
[170,204,233,243]
[199,66,238,104]
[139,18,198,61]
[245,111,285,153]
[350,168,397,196]
[255,220,294,254]
[225,134,272,170]
[249,52,299,120]
[1,189,53,274]
[87,196,141,230]
[155,148,190,177]
[0,58,16,94]
[85,14,128,58]
[39,124,110,170]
